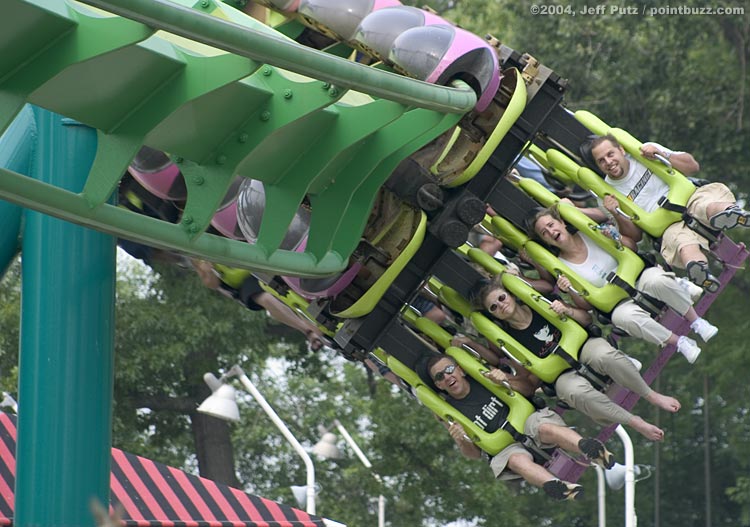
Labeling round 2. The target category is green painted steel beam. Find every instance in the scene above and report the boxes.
[0,166,347,277]
[77,0,478,113]
[0,1,155,136]
[0,106,34,275]
[0,0,473,277]
[160,68,345,242]
[308,110,458,259]
[82,50,266,211]
[256,98,409,252]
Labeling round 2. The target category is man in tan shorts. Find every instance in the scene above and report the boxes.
[427,355,614,501]
[582,134,749,292]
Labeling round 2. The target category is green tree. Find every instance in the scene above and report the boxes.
[113,259,280,486]
[0,258,20,397]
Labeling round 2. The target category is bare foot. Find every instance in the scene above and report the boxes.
[628,416,665,441]
[644,391,681,413]
[305,329,324,352]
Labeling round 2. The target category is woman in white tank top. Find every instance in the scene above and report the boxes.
[529,204,717,364]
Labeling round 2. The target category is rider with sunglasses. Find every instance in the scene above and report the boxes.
[473,274,680,442]
[427,354,613,501]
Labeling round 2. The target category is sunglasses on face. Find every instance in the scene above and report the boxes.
[432,364,457,382]
[488,292,508,313]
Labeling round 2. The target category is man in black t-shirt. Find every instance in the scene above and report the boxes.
[427,355,614,501]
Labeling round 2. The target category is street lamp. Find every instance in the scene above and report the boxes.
[312,419,385,527]
[197,373,240,422]
[601,425,653,527]
[596,463,652,527]
[0,392,18,413]
[592,426,653,527]
[198,365,317,515]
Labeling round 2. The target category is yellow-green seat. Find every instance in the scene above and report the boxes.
[401,307,453,350]
[213,265,336,338]
[461,246,590,379]
[574,111,697,238]
[544,148,583,187]
[517,176,559,208]
[522,202,644,313]
[332,208,427,318]
[470,311,571,384]
[214,263,253,290]
[483,215,529,252]
[460,245,506,276]
[504,272,587,375]
[257,279,337,338]
[431,278,474,319]
[537,147,650,229]
[445,346,534,451]
[527,145,577,187]
[441,68,528,188]
[428,278,579,384]
[373,347,536,457]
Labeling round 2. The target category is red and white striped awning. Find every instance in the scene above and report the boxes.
[0,413,326,527]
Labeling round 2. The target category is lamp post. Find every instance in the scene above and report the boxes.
[198,365,316,515]
[616,425,636,527]
[313,419,385,527]
[594,464,606,527]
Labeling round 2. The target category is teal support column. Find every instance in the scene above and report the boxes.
[16,108,116,526]
[0,106,35,277]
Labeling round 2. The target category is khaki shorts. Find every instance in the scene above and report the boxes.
[660,183,735,268]
[490,442,531,480]
[687,182,735,223]
[488,408,567,479]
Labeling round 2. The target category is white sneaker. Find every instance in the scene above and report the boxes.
[677,336,702,364]
[677,277,704,302]
[690,318,718,342]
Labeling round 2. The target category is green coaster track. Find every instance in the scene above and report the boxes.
[0,0,477,276]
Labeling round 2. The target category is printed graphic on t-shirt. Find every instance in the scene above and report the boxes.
[628,169,654,202]
[446,379,509,434]
[587,262,612,286]
[533,324,558,357]
[606,155,669,213]
[471,395,505,430]
[504,312,561,358]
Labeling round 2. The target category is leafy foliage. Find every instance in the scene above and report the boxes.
[0,258,20,395]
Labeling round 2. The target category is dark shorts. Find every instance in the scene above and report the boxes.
[238,275,265,311]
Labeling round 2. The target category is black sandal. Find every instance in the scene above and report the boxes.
[579,437,615,469]
[543,479,584,501]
